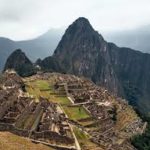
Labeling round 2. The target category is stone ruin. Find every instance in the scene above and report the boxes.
[8,72,146,150]
[50,73,146,150]
[0,71,75,149]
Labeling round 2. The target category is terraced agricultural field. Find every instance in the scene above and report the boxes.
[63,106,90,121]
[24,77,110,150]
[78,118,96,127]
[52,96,71,105]
[25,78,91,122]
[25,79,71,105]
[73,127,103,150]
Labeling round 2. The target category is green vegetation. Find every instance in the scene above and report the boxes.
[16,64,36,77]
[25,78,94,150]
[35,80,50,90]
[63,106,90,121]
[25,79,71,105]
[25,79,90,120]
[54,96,71,105]
[132,117,150,150]
[123,81,141,107]
[73,127,89,140]
[73,127,99,149]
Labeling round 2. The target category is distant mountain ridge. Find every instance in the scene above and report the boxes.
[0,29,63,71]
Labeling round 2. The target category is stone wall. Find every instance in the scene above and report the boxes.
[33,131,74,144]
[15,101,34,128]
[0,123,30,137]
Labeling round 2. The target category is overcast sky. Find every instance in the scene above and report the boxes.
[0,0,150,40]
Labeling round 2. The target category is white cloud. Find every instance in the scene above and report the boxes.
[0,0,150,40]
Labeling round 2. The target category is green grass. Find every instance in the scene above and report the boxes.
[25,80,71,105]
[74,127,89,140]
[73,127,99,149]
[54,96,71,105]
[35,80,50,90]
[63,106,90,121]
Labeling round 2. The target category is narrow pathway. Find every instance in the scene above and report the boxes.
[58,104,81,150]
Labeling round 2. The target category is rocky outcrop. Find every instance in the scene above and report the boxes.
[38,56,62,73]
[4,49,36,77]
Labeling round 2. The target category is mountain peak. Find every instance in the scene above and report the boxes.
[54,17,104,56]
[13,49,23,54]
[67,17,94,33]
[73,17,91,25]
[4,49,36,77]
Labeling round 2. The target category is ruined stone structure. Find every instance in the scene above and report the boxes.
[49,73,145,150]
[0,71,146,150]
[0,71,75,149]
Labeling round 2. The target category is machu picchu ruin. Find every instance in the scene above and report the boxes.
[0,70,146,150]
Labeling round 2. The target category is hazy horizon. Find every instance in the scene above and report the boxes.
[0,0,150,40]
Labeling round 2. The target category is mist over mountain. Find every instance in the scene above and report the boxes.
[104,25,150,53]
[17,28,64,60]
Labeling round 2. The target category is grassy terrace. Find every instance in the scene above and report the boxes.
[25,78,94,149]
[25,79,71,105]
[63,106,90,121]
[78,119,95,127]
[52,96,71,105]
[25,79,90,122]
[0,132,55,150]
[73,127,102,150]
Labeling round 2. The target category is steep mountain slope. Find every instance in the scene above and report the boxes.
[108,43,150,111]
[53,17,122,96]
[4,49,36,77]
[40,17,150,114]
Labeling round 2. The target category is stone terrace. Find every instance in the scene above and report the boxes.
[0,71,75,149]
[47,73,145,150]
